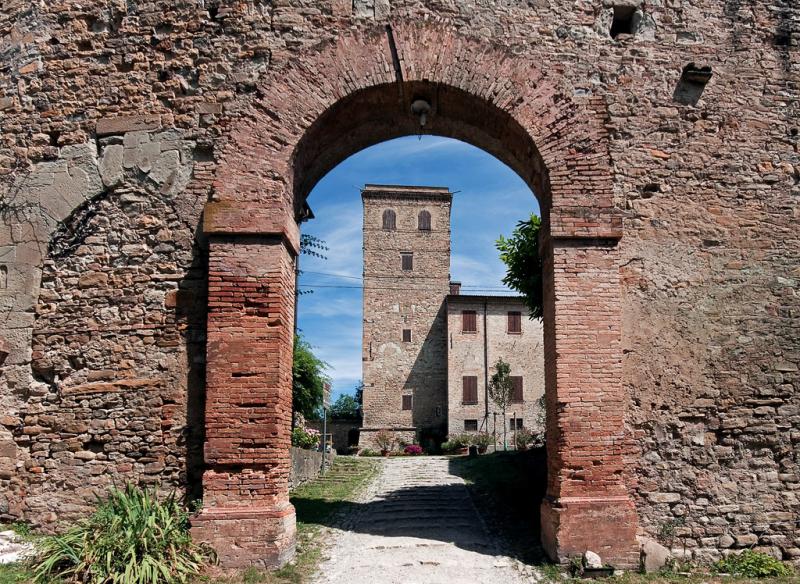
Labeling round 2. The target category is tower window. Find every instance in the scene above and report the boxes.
[402,328,412,342]
[418,210,431,231]
[402,394,413,410]
[401,252,413,271]
[462,310,477,333]
[507,311,522,334]
[382,209,396,230]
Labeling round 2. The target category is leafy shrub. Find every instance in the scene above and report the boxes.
[714,550,793,578]
[358,448,380,457]
[514,427,535,450]
[470,432,493,450]
[291,427,320,450]
[404,444,423,455]
[31,484,209,584]
[441,434,472,453]
[374,430,395,452]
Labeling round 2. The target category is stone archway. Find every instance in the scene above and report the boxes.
[191,22,638,569]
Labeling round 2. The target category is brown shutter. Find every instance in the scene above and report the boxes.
[511,376,523,402]
[401,253,413,270]
[462,376,478,403]
[508,311,521,333]
[402,328,412,342]
[383,209,396,230]
[402,395,413,410]
[418,210,431,231]
[462,310,477,333]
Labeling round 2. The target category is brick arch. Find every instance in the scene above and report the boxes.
[195,22,637,569]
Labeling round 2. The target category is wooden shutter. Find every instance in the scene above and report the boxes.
[401,253,413,270]
[402,394,413,410]
[418,210,431,231]
[402,328,412,342]
[382,209,396,230]
[508,311,522,333]
[462,376,478,403]
[462,310,477,333]
[511,376,523,402]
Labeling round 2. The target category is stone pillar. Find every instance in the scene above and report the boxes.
[539,236,639,568]
[190,231,298,568]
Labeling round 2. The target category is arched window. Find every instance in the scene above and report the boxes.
[382,209,396,230]
[418,210,431,231]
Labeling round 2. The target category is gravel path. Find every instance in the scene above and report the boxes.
[312,456,539,584]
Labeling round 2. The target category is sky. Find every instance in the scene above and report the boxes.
[297,135,539,403]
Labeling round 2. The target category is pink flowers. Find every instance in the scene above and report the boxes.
[404,444,423,455]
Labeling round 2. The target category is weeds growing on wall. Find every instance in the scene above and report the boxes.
[31,484,211,584]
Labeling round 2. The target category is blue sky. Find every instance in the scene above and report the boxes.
[297,136,539,403]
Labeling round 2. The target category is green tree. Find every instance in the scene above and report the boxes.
[488,358,514,451]
[329,394,360,419]
[293,335,330,420]
[496,213,543,320]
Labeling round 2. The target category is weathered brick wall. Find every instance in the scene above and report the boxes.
[361,186,451,446]
[0,0,795,566]
[446,297,544,438]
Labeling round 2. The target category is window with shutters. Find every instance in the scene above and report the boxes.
[464,419,478,432]
[402,328,412,342]
[462,376,478,404]
[507,311,522,334]
[401,252,413,271]
[401,394,413,410]
[382,209,396,230]
[462,310,477,333]
[510,376,523,402]
[418,210,431,231]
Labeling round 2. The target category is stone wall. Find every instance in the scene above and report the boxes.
[289,447,334,490]
[361,186,451,446]
[0,0,796,566]
[445,296,544,438]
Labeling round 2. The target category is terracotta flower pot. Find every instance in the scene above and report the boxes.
[381,449,390,457]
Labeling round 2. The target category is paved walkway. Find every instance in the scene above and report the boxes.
[312,456,538,584]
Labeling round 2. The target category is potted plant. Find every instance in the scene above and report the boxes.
[442,433,470,455]
[514,426,534,451]
[375,430,395,456]
[471,432,493,454]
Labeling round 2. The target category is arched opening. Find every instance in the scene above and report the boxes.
[194,30,637,570]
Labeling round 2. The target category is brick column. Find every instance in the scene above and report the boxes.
[190,231,298,568]
[539,235,639,568]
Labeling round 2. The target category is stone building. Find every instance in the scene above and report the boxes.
[360,185,544,448]
[0,0,797,569]
[445,292,544,438]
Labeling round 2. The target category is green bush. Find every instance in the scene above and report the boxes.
[442,434,472,453]
[470,432,493,450]
[31,484,210,584]
[358,448,380,457]
[715,550,793,578]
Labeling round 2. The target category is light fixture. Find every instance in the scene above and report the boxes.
[411,99,431,128]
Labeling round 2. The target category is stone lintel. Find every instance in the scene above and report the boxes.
[203,201,300,255]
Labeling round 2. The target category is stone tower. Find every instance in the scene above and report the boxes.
[360,185,452,448]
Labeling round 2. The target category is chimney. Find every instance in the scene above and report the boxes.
[449,281,461,295]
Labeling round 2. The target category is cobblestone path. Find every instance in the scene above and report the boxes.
[312,456,538,584]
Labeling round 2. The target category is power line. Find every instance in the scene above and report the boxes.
[299,269,511,290]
